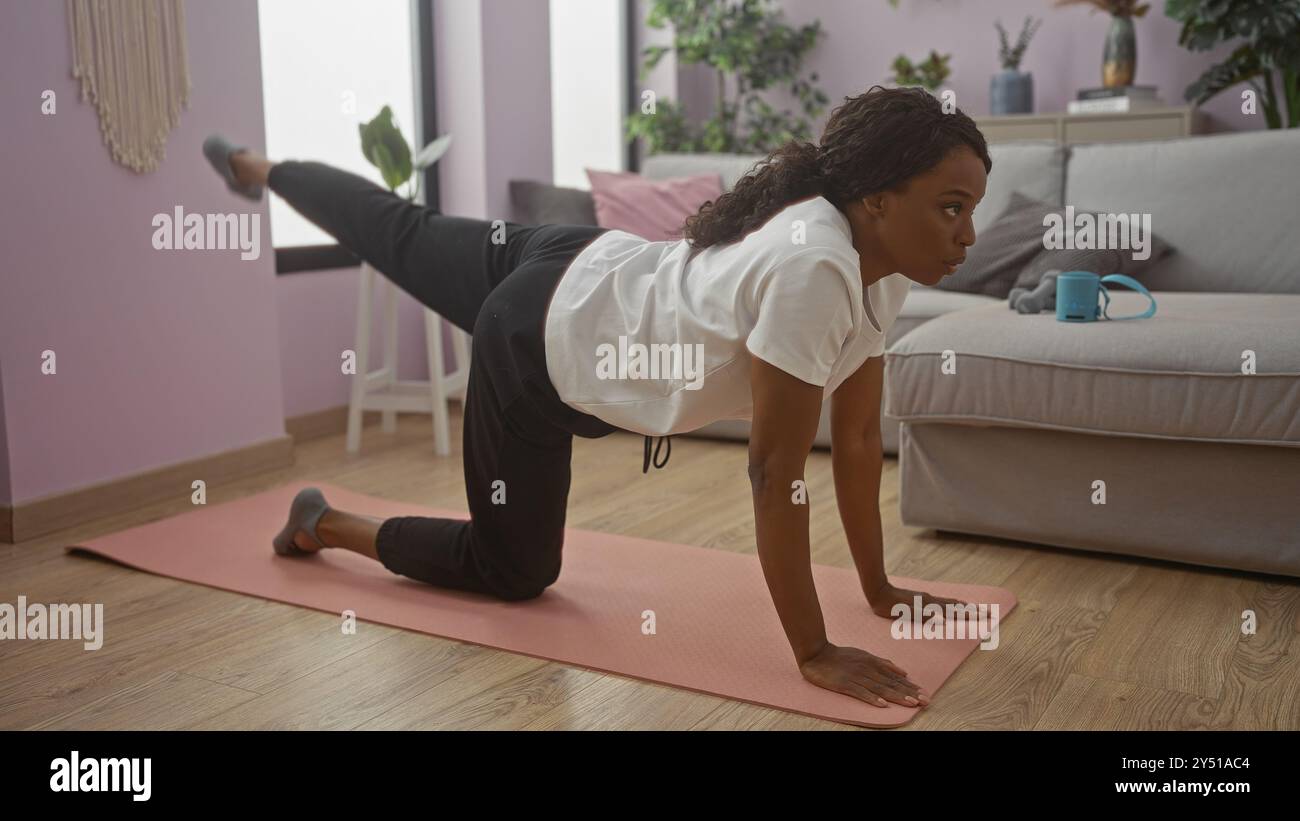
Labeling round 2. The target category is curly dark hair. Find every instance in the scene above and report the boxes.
[681,85,993,251]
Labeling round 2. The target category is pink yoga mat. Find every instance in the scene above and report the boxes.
[68,481,1016,728]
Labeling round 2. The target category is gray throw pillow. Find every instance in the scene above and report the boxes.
[938,190,1175,297]
[509,179,598,226]
[1011,196,1174,291]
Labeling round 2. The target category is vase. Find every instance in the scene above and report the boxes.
[1102,15,1136,88]
[990,69,1034,115]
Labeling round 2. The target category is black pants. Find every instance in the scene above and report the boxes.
[268,160,618,601]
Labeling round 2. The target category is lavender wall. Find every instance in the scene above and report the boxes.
[662,0,1262,134]
[483,0,554,224]
[0,0,556,510]
[0,0,284,507]
[0,360,10,504]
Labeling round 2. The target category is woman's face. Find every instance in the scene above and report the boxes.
[856,145,988,287]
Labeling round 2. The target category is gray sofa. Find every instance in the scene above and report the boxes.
[636,129,1300,578]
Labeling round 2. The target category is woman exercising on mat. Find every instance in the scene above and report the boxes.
[204,84,988,709]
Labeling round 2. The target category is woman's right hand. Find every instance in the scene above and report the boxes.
[798,642,930,708]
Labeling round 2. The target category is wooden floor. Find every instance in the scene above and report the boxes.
[3,408,1297,730]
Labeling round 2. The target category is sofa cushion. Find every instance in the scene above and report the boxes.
[974,141,1067,237]
[585,168,723,240]
[509,180,598,225]
[885,293,1300,447]
[1065,129,1300,294]
[939,190,1175,298]
[889,287,999,346]
[1010,193,1174,291]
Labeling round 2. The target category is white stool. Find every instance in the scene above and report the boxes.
[346,261,471,456]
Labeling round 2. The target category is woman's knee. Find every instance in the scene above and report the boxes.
[495,583,548,602]
[492,575,556,602]
[487,558,562,602]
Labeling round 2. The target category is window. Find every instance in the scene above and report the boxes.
[257,0,436,273]
[549,0,630,187]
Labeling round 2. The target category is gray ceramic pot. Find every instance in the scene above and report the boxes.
[990,69,1033,115]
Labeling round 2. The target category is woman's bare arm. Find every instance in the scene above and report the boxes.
[829,355,889,598]
[747,353,828,666]
[749,352,928,707]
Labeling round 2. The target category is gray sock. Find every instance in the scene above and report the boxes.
[272,487,332,556]
[202,134,265,201]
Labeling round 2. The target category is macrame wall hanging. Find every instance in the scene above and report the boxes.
[68,0,192,173]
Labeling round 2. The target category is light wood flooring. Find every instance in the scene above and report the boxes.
[2,408,1297,730]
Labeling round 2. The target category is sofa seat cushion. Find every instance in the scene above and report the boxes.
[885,292,1300,447]
[889,287,1000,346]
[899,286,1002,318]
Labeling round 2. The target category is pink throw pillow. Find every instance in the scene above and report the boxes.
[585,168,723,242]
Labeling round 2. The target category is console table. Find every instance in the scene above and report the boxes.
[974,106,1201,145]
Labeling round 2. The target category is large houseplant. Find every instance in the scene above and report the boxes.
[1165,0,1300,129]
[624,0,830,155]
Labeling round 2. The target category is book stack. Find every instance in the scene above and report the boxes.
[1067,85,1164,114]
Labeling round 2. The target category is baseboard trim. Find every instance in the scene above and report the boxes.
[284,401,463,444]
[2,434,295,545]
[285,405,384,443]
[1,402,463,546]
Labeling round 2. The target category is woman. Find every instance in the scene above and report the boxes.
[205,85,990,709]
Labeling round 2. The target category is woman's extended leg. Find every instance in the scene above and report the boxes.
[228,149,540,334]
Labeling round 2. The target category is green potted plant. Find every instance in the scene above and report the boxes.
[1165,0,1300,129]
[1054,0,1151,88]
[889,50,952,93]
[991,17,1043,115]
[624,0,830,155]
[357,105,452,201]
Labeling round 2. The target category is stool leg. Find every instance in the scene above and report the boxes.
[425,310,451,456]
[451,325,471,387]
[346,264,374,454]
[381,277,398,434]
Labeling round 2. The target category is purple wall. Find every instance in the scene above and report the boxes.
[663,0,1263,134]
[0,360,10,504]
[0,0,555,509]
[1,0,284,507]
[483,0,554,224]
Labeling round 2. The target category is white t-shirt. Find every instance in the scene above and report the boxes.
[543,195,912,436]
